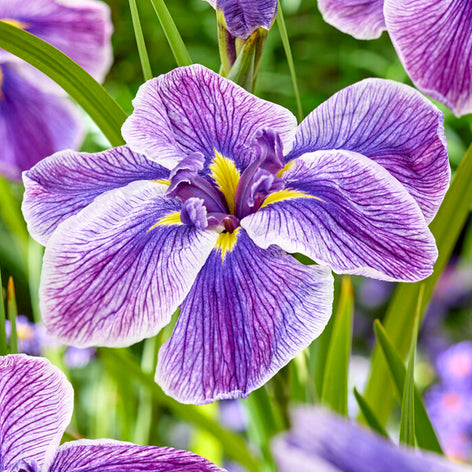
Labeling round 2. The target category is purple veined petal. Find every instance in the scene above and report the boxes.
[0,62,84,181]
[155,229,333,404]
[22,146,169,245]
[0,354,73,471]
[317,0,385,40]
[242,149,438,282]
[217,0,277,39]
[122,64,297,171]
[273,407,471,472]
[288,78,450,223]
[40,180,219,348]
[49,439,226,471]
[385,0,472,117]
[0,0,113,83]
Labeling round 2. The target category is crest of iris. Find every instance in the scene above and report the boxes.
[153,129,310,256]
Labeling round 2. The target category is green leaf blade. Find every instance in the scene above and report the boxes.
[353,387,389,439]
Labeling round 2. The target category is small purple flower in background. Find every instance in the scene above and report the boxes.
[273,407,471,471]
[317,0,472,116]
[425,342,472,461]
[0,0,113,180]
[0,354,225,472]
[23,64,448,404]
[204,0,277,39]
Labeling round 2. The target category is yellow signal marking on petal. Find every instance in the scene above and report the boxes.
[152,179,170,186]
[1,18,29,29]
[215,227,240,262]
[148,211,182,232]
[209,150,240,214]
[260,189,325,209]
[276,160,294,177]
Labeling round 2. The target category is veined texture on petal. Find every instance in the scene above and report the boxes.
[242,150,438,282]
[122,64,297,171]
[0,0,113,83]
[50,440,225,472]
[156,230,333,404]
[385,0,472,117]
[0,63,83,180]
[273,407,471,472]
[317,0,386,40]
[288,78,449,223]
[40,181,218,348]
[0,355,73,471]
[22,146,169,245]
[216,0,277,39]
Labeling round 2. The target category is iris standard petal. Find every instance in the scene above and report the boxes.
[273,407,471,472]
[22,146,169,245]
[288,78,449,223]
[317,0,385,40]
[122,64,297,171]
[155,229,333,404]
[0,0,113,83]
[0,63,83,181]
[49,439,225,472]
[385,0,472,117]
[242,150,438,282]
[40,181,218,348]
[216,0,277,39]
[0,355,73,471]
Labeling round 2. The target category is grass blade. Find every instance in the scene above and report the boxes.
[364,142,472,426]
[7,277,18,354]
[0,269,7,355]
[129,0,153,81]
[148,0,192,67]
[353,387,389,439]
[0,21,127,146]
[321,276,354,416]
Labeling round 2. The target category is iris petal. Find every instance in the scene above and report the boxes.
[385,0,472,117]
[122,64,297,171]
[39,181,218,347]
[288,78,449,223]
[155,230,333,404]
[49,440,225,472]
[22,146,168,245]
[0,355,73,471]
[242,150,438,282]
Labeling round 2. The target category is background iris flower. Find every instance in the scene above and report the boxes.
[0,0,112,180]
[273,407,471,471]
[317,0,472,117]
[22,64,449,405]
[0,354,224,472]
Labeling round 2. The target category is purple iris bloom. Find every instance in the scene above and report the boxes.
[0,354,225,472]
[204,0,277,38]
[23,65,448,404]
[317,0,472,117]
[436,342,472,389]
[0,0,113,180]
[273,407,472,472]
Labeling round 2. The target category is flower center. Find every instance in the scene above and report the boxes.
[167,129,286,232]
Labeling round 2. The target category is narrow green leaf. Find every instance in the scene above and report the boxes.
[399,286,423,446]
[148,0,192,67]
[0,21,126,146]
[276,1,303,121]
[100,348,261,472]
[353,387,389,439]
[364,142,472,425]
[0,269,7,356]
[7,277,18,354]
[321,276,354,416]
[373,320,443,454]
[129,0,153,81]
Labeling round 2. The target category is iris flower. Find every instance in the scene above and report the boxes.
[23,65,449,405]
[0,0,112,180]
[204,0,277,39]
[273,407,470,472]
[0,354,224,472]
[317,0,472,117]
